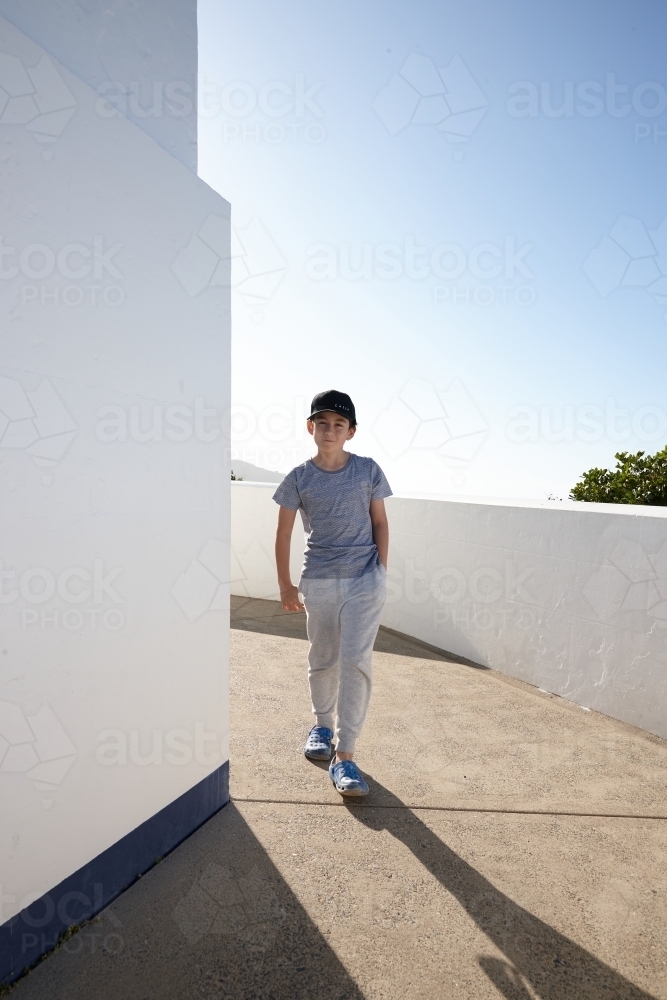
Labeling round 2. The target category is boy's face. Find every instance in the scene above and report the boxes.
[307,411,356,449]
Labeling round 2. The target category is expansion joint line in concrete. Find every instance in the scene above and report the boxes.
[231,797,667,821]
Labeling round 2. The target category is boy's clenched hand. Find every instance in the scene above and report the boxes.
[280,584,305,613]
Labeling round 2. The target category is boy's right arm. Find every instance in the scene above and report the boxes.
[275,506,304,612]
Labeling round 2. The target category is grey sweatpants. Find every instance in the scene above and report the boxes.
[299,564,386,753]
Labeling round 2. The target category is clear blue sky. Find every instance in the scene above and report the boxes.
[198,0,667,498]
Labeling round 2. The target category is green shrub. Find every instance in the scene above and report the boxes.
[570,445,667,505]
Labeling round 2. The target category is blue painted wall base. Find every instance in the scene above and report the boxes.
[0,760,229,986]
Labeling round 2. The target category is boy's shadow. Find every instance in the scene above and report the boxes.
[345,779,657,1000]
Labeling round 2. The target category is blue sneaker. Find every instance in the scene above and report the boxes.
[304,726,334,761]
[328,759,369,797]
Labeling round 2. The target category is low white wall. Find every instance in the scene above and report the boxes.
[231,482,667,740]
[231,482,304,599]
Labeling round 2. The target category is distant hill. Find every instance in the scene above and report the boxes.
[230,460,284,483]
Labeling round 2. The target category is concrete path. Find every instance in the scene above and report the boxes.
[8,597,667,999]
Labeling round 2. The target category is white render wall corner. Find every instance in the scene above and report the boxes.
[0,13,230,925]
[0,0,198,171]
[230,482,667,740]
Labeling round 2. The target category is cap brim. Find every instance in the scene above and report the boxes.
[308,407,354,421]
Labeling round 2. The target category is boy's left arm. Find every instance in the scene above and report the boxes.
[370,498,389,569]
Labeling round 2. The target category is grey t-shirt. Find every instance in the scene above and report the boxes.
[272,453,392,580]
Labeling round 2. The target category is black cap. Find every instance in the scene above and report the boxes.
[309,389,356,425]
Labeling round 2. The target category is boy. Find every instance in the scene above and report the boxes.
[272,390,392,797]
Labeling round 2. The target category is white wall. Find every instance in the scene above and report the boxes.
[0,14,229,923]
[231,482,303,599]
[0,0,197,171]
[231,482,667,740]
